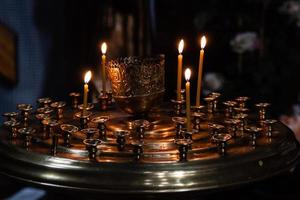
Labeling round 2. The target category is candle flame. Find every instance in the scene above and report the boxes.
[178,39,184,54]
[200,36,206,49]
[185,68,191,81]
[101,42,107,54]
[84,70,92,83]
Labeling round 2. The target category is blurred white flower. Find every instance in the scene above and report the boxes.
[203,72,224,96]
[230,32,260,54]
[279,0,300,27]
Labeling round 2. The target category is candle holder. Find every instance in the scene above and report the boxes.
[35,113,51,135]
[212,133,232,156]
[60,124,79,147]
[83,139,101,160]
[75,111,92,129]
[50,101,66,120]
[223,101,237,118]
[2,112,18,122]
[263,119,277,137]
[171,99,185,116]
[209,92,221,112]
[172,117,186,139]
[69,92,81,109]
[48,120,60,156]
[131,140,144,161]
[234,107,249,116]
[224,119,241,138]
[175,139,193,161]
[208,123,225,136]
[18,127,36,149]
[255,103,270,123]
[245,126,262,147]
[192,112,205,131]
[204,97,215,114]
[81,128,99,139]
[36,107,54,115]
[37,97,52,108]
[4,120,20,139]
[78,103,94,111]
[91,116,109,140]
[191,105,205,113]
[133,119,151,140]
[98,94,109,111]
[236,96,250,108]
[17,104,33,127]
[114,130,130,151]
[234,113,248,136]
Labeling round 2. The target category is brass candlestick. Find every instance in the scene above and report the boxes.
[131,140,144,161]
[83,139,101,160]
[17,104,33,127]
[245,126,262,147]
[114,130,130,151]
[81,128,99,139]
[2,112,18,122]
[212,133,232,156]
[51,101,66,120]
[236,96,250,108]
[60,124,79,147]
[209,92,221,112]
[37,97,52,108]
[255,103,270,123]
[18,127,36,149]
[208,123,225,136]
[4,120,20,139]
[69,92,81,109]
[48,119,60,156]
[204,97,214,114]
[98,94,109,111]
[172,117,186,139]
[192,112,205,131]
[263,119,277,137]
[223,101,237,118]
[91,116,109,140]
[175,139,193,161]
[224,119,240,138]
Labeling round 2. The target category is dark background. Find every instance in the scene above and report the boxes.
[1,0,300,199]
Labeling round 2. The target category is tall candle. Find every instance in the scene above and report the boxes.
[177,39,184,101]
[83,71,92,110]
[101,42,107,94]
[185,68,192,131]
[196,36,206,106]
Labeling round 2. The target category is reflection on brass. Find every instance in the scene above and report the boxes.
[107,55,165,115]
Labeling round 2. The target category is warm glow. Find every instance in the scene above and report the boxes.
[178,39,184,54]
[185,68,191,81]
[200,36,206,49]
[84,70,92,83]
[101,42,107,54]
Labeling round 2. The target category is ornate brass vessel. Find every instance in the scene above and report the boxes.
[107,55,165,115]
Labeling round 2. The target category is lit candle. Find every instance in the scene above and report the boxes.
[101,42,107,94]
[196,36,206,107]
[185,68,192,131]
[177,39,184,101]
[83,70,92,110]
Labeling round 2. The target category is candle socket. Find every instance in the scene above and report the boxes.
[35,114,51,135]
[172,117,186,139]
[235,114,248,136]
[255,103,270,123]
[83,139,101,160]
[191,105,205,113]
[175,139,192,162]
[75,111,92,129]
[245,126,262,147]
[263,119,277,137]
[209,123,225,136]
[4,120,20,139]
[17,104,33,127]
[98,95,109,111]
[224,119,240,138]
[223,101,237,118]
[60,124,78,148]
[91,116,109,140]
[192,112,204,131]
[3,112,18,122]
[37,97,52,108]
[212,133,232,156]
[69,92,81,109]
[209,92,221,112]
[18,127,36,149]
[131,141,143,161]
[115,130,130,151]
[51,101,66,120]
[236,96,250,108]
[81,128,99,140]
[171,99,185,116]
[204,97,214,114]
